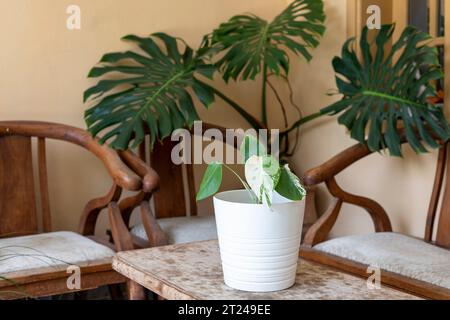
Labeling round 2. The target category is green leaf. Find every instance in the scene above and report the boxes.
[192,80,215,108]
[321,24,450,156]
[275,164,306,201]
[210,0,325,81]
[196,162,223,201]
[84,33,217,150]
[240,134,267,163]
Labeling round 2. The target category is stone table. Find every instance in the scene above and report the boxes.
[112,240,420,300]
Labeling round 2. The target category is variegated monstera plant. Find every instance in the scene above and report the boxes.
[196,135,306,206]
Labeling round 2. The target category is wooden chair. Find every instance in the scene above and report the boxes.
[0,121,158,300]
[115,124,238,250]
[300,137,450,300]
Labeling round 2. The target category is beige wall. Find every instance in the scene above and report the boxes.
[0,0,438,239]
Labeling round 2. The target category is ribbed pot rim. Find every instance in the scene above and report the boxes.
[214,189,303,207]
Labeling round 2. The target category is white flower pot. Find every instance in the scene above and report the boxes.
[213,190,305,292]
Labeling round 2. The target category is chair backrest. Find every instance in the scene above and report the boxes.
[147,139,197,219]
[0,135,51,237]
[142,124,239,219]
[426,142,450,248]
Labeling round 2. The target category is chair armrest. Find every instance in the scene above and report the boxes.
[302,143,372,186]
[302,130,418,186]
[300,142,396,246]
[0,121,147,191]
[119,150,159,194]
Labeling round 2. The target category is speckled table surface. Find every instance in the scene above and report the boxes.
[113,240,420,300]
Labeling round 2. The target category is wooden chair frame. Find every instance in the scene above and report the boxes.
[0,121,158,300]
[300,137,450,300]
[110,124,244,251]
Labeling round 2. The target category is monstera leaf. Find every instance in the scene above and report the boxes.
[275,164,306,201]
[210,0,326,82]
[245,155,281,206]
[84,33,216,150]
[321,24,450,156]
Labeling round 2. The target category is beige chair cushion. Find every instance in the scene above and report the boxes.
[0,231,115,277]
[314,232,450,289]
[131,215,217,245]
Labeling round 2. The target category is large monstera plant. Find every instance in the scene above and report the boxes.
[320,24,450,156]
[84,0,326,154]
[208,0,326,156]
[84,34,216,150]
[85,1,449,159]
[211,0,325,82]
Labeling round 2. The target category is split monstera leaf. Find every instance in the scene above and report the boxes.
[196,135,306,206]
[321,24,450,156]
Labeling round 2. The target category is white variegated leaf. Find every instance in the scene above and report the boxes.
[245,155,280,206]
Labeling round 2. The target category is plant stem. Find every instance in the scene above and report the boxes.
[282,111,325,135]
[267,79,288,128]
[198,80,265,130]
[223,164,259,203]
[262,63,268,127]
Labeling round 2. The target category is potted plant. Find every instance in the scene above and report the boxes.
[196,135,306,292]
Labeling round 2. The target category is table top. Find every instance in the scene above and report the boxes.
[113,240,420,300]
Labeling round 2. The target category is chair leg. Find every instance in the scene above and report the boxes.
[127,280,146,300]
[108,284,123,300]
